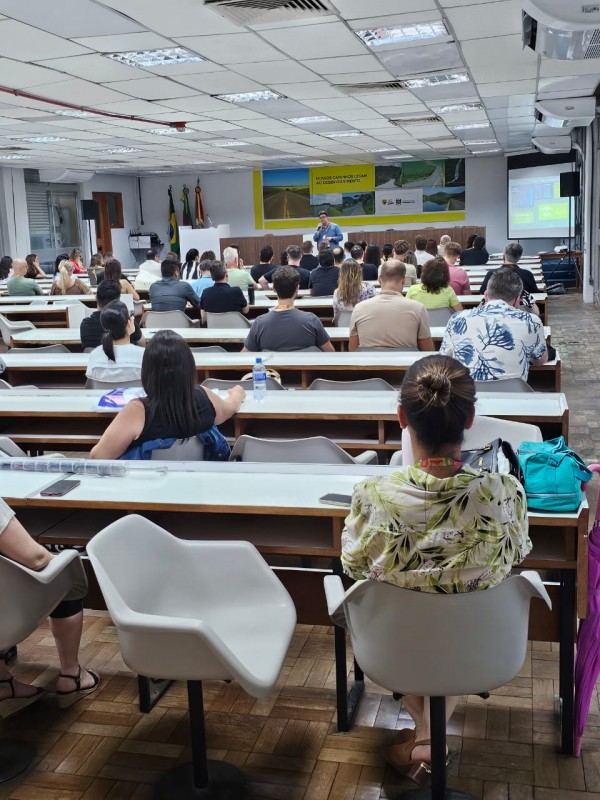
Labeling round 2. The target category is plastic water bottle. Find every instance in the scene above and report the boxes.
[252,357,267,402]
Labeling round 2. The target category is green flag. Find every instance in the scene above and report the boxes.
[167,185,180,256]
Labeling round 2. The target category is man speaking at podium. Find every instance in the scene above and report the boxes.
[313,211,343,249]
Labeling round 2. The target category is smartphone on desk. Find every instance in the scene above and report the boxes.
[319,493,352,507]
[40,478,81,497]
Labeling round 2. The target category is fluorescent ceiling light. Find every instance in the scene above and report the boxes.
[0,154,31,160]
[216,91,284,104]
[301,160,329,165]
[211,140,248,147]
[225,166,244,170]
[463,139,497,145]
[431,102,482,114]
[474,148,501,153]
[95,164,129,169]
[148,128,192,136]
[106,47,203,68]
[325,131,362,138]
[101,147,142,154]
[52,110,94,118]
[449,122,491,131]
[10,136,68,143]
[364,147,396,153]
[382,154,414,160]
[147,170,171,174]
[356,21,449,48]
[403,73,469,89]
[283,116,333,124]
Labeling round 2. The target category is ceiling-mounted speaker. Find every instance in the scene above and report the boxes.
[560,172,580,197]
[531,135,572,154]
[81,199,98,221]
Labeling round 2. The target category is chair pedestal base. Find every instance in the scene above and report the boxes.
[400,789,476,800]
[155,760,247,799]
[0,741,35,784]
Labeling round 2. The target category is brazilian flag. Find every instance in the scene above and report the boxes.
[167,185,180,257]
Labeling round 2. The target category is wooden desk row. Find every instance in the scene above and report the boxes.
[0,461,585,755]
[0,350,562,391]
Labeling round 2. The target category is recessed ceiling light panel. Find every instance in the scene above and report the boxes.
[0,154,31,160]
[52,110,94,118]
[101,147,142,154]
[105,47,204,68]
[148,128,192,136]
[431,102,482,114]
[216,91,284,103]
[300,160,329,165]
[211,140,248,147]
[464,139,498,145]
[364,147,396,153]
[382,154,414,160]
[283,116,333,124]
[403,72,469,88]
[325,130,362,138]
[10,136,68,143]
[449,122,491,131]
[356,21,449,48]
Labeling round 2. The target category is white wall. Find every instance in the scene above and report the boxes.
[81,174,140,267]
[0,168,29,257]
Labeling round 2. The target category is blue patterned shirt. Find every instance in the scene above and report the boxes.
[439,300,546,381]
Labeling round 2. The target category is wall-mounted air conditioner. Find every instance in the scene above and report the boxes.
[37,169,95,183]
[534,97,596,128]
[531,135,572,154]
[523,0,600,59]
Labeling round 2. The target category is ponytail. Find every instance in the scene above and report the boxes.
[99,301,130,363]
[57,260,72,295]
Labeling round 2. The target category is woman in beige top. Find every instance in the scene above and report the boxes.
[50,261,91,296]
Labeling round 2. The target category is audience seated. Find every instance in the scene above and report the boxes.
[259,245,310,289]
[440,267,548,381]
[243,267,334,352]
[299,240,319,272]
[85,301,144,383]
[87,253,105,286]
[25,253,45,279]
[381,243,394,264]
[134,250,162,291]
[7,258,43,296]
[200,260,248,321]
[0,256,12,280]
[341,354,530,777]
[181,248,200,281]
[53,253,68,277]
[365,244,382,275]
[413,235,430,268]
[309,248,340,296]
[104,259,139,301]
[333,258,376,317]
[81,280,145,350]
[223,246,258,291]
[251,246,275,282]
[149,258,200,313]
[349,261,434,352]
[343,241,354,260]
[69,248,85,274]
[189,259,214,299]
[460,235,489,266]
[351,245,378,281]
[443,242,471,295]
[407,257,463,312]
[480,242,539,296]
[425,238,438,258]
[90,330,244,459]
[50,260,91,295]
[437,234,451,255]
[391,240,417,286]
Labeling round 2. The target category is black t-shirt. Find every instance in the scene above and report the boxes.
[131,387,216,447]
[250,262,273,282]
[300,254,319,271]
[80,311,142,350]
[200,282,247,313]
[309,266,340,296]
[361,262,378,281]
[264,265,310,290]
[460,248,489,266]
[480,264,539,296]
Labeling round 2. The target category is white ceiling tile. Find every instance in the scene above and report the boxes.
[461,34,537,67]
[172,72,265,95]
[445,0,522,40]
[0,19,91,60]
[97,0,241,37]
[103,78,199,101]
[0,59,67,89]
[24,78,129,105]
[331,0,436,17]
[302,55,387,74]
[0,0,144,37]
[72,32,173,52]
[269,83,344,100]
[479,80,537,97]
[322,70,395,84]
[35,54,146,82]
[236,60,320,84]
[176,33,286,65]
[260,22,367,60]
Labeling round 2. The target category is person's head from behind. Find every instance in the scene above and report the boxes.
[332,247,345,266]
[393,240,410,260]
[382,243,394,261]
[439,235,451,248]
[421,257,450,294]
[260,245,274,264]
[379,259,406,290]
[466,233,477,249]
[279,250,289,266]
[200,250,215,261]
[222,246,238,269]
[443,242,461,264]
[161,258,180,280]
[0,256,12,279]
[365,244,380,266]
[90,253,104,269]
[337,259,362,305]
[54,254,68,274]
[403,250,418,268]
[486,267,523,307]
[358,240,367,252]
[185,248,199,266]
[96,280,122,310]
[141,330,199,431]
[301,240,313,256]
[146,249,158,263]
[473,236,486,251]
[199,259,213,275]
[344,241,354,255]
[12,258,27,277]
[286,244,302,265]
[104,259,122,282]
[399,355,476,455]
[100,300,132,363]
[318,249,334,268]
[350,245,363,262]
[272,266,300,300]
[209,260,227,282]
[415,235,427,252]
[504,242,523,264]
[69,248,83,263]
[317,240,330,254]
[425,238,438,257]
[57,259,74,292]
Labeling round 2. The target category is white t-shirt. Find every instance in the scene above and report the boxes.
[86,342,144,382]
[415,249,431,267]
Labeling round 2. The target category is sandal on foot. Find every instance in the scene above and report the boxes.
[393,728,417,746]
[383,738,449,787]
[0,677,44,719]
[56,667,100,709]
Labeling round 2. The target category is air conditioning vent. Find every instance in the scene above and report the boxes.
[389,115,443,126]
[0,146,30,152]
[203,0,334,26]
[335,81,408,95]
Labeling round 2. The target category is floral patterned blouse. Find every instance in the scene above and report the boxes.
[333,282,376,316]
[341,465,531,593]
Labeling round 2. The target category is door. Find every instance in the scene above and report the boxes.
[92,193,113,255]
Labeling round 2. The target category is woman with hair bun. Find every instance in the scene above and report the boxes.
[85,300,143,383]
[341,354,530,783]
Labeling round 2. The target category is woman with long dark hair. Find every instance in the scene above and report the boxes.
[104,259,139,300]
[90,330,245,459]
[181,248,200,281]
[85,301,143,383]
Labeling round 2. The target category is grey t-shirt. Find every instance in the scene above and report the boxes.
[244,308,330,352]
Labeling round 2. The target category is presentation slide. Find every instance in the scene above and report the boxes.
[508,164,574,239]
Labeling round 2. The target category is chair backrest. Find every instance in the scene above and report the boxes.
[475,378,534,393]
[427,307,454,326]
[308,377,396,392]
[401,414,543,466]
[85,377,143,389]
[357,346,413,352]
[230,435,355,464]
[333,309,352,327]
[65,301,90,329]
[0,380,39,392]
[12,344,70,354]
[142,310,193,329]
[0,436,27,457]
[0,551,87,651]
[202,377,284,391]
[205,311,252,329]
[0,314,34,347]
[189,345,227,353]
[330,573,550,696]
[150,438,204,461]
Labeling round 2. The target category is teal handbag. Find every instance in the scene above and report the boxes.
[517,437,592,512]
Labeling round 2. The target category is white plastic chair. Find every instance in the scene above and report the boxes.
[189,346,227,353]
[11,344,70,354]
[0,550,87,782]
[142,310,194,329]
[475,378,534,393]
[308,378,395,392]
[202,377,284,392]
[0,315,34,348]
[427,307,455,326]
[205,311,251,329]
[149,438,204,461]
[85,378,143,389]
[333,309,352,327]
[87,516,296,798]
[400,415,543,467]
[324,573,550,800]
[230,435,378,465]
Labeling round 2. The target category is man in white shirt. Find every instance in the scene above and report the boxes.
[392,240,417,286]
[134,250,162,291]
[414,235,431,267]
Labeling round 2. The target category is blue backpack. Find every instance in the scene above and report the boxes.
[517,437,592,512]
